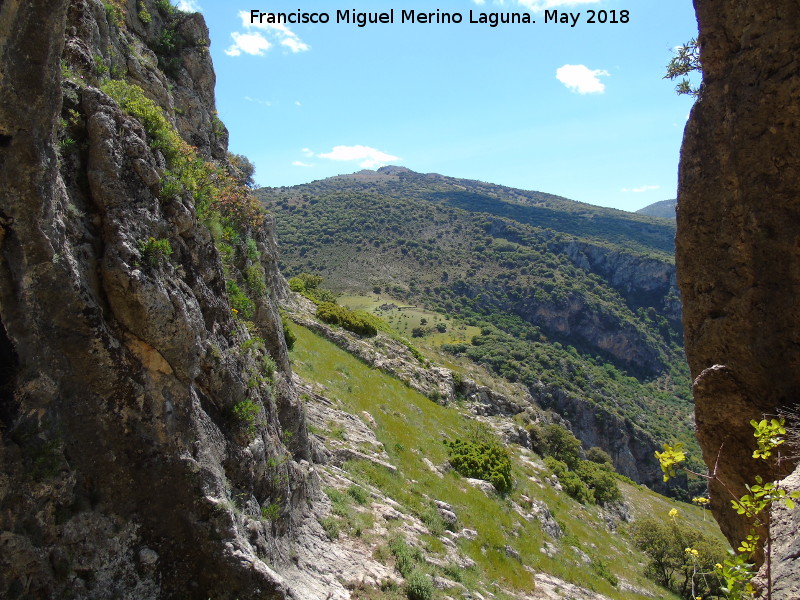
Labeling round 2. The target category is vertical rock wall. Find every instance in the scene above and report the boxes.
[0,1,316,598]
[676,0,800,563]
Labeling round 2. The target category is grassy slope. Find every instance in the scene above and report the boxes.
[289,321,724,599]
[339,293,698,480]
[337,293,482,347]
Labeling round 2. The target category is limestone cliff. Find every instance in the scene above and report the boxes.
[0,1,328,598]
[676,0,800,579]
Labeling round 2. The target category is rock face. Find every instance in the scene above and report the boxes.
[557,240,681,326]
[0,1,325,598]
[529,384,667,491]
[676,0,800,567]
[752,468,800,599]
[451,263,672,378]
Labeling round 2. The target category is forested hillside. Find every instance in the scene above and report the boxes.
[258,167,702,494]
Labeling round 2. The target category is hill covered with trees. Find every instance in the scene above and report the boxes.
[257,167,701,494]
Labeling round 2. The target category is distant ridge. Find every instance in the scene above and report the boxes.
[284,166,676,256]
[637,199,676,219]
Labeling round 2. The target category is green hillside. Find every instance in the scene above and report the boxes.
[285,316,727,600]
[258,168,700,494]
[278,167,676,257]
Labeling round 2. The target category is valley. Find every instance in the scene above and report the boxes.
[258,166,703,495]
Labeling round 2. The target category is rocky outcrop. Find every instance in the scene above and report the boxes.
[529,384,667,491]
[289,300,457,402]
[0,1,321,598]
[452,273,670,377]
[676,0,800,564]
[557,240,681,324]
[753,467,800,598]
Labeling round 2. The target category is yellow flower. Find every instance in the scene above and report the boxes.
[669,508,678,518]
[715,563,723,570]
[684,547,699,557]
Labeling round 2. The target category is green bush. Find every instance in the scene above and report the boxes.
[232,399,260,436]
[289,272,323,292]
[226,281,254,320]
[245,264,267,296]
[101,80,184,166]
[441,563,464,582]
[591,557,618,586]
[526,422,547,456]
[575,460,622,505]
[244,237,260,260]
[282,316,296,350]
[420,505,445,536]
[159,173,183,200]
[544,456,594,504]
[261,354,276,383]
[288,273,337,303]
[260,502,281,522]
[541,423,583,470]
[155,0,177,14]
[347,485,369,505]
[320,516,340,540]
[103,1,125,27]
[137,236,172,268]
[230,153,257,188]
[316,302,378,337]
[632,516,726,599]
[585,446,614,468]
[138,5,152,23]
[325,487,351,517]
[445,436,512,494]
[405,570,433,600]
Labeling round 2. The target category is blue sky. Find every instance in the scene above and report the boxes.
[181,0,698,212]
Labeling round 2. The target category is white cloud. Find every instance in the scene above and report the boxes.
[281,37,310,53]
[317,145,399,169]
[622,185,660,193]
[295,100,302,107]
[225,32,271,57]
[176,0,201,12]
[292,161,314,167]
[473,0,486,5]
[301,148,314,157]
[244,96,272,106]
[556,64,609,94]
[226,11,310,56]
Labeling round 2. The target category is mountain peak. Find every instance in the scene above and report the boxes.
[376,165,414,175]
